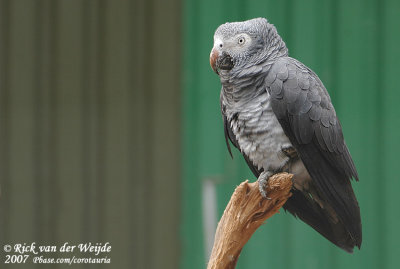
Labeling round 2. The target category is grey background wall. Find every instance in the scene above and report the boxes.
[0,0,181,268]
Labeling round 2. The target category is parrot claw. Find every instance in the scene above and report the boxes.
[258,171,273,200]
[281,146,297,159]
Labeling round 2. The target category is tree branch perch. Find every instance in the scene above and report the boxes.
[207,172,293,269]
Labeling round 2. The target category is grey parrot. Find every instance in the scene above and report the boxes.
[210,18,361,252]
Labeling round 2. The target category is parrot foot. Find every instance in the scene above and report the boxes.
[281,146,297,159]
[258,171,274,200]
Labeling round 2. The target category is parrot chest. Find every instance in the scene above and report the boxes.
[227,91,292,171]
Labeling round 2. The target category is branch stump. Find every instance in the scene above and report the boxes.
[207,172,293,269]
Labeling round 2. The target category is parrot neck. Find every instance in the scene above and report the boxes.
[220,70,267,113]
[264,22,289,59]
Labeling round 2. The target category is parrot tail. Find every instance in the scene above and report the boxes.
[283,188,362,253]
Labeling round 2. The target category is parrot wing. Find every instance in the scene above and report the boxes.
[265,57,362,251]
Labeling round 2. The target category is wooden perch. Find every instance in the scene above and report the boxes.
[207,172,293,269]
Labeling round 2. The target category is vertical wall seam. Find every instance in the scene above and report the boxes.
[96,0,107,240]
[144,0,155,267]
[48,0,59,244]
[375,0,385,266]
[0,0,11,245]
[33,0,44,244]
[80,0,92,243]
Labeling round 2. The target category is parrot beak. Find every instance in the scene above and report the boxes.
[210,48,234,75]
[210,47,219,74]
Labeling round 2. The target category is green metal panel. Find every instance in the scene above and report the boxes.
[182,0,400,268]
[382,1,400,266]
[0,0,181,268]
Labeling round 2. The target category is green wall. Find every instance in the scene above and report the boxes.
[0,0,181,268]
[182,0,400,268]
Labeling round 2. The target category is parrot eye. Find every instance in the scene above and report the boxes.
[238,37,245,45]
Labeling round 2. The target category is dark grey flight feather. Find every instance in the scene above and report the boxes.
[214,18,361,253]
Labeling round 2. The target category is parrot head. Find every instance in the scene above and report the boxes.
[210,18,288,75]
